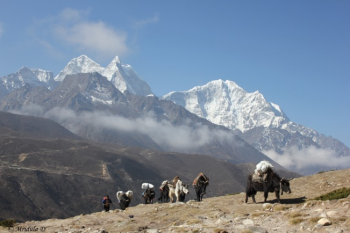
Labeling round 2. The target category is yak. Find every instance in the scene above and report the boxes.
[193,173,209,202]
[142,188,155,204]
[168,179,189,203]
[158,180,170,203]
[245,169,292,204]
[116,190,133,210]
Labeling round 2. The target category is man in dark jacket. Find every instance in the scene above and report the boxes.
[102,195,113,212]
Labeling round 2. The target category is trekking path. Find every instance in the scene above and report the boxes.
[1,169,350,233]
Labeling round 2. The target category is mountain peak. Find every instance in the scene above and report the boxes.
[54,55,103,82]
[162,79,286,132]
[111,55,121,64]
[18,66,31,72]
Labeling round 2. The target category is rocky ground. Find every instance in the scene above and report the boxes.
[1,169,350,233]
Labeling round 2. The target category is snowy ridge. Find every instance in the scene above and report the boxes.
[54,55,103,82]
[55,55,152,96]
[163,79,289,133]
[161,79,342,156]
[0,67,56,98]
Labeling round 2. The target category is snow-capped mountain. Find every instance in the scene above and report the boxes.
[162,79,350,174]
[163,79,290,132]
[54,55,104,82]
[54,55,153,96]
[0,67,58,98]
[0,72,280,166]
[1,56,349,175]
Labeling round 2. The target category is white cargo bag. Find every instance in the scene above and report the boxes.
[141,183,154,189]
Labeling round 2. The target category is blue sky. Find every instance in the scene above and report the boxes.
[0,1,349,147]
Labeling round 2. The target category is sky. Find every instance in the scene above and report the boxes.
[0,1,349,147]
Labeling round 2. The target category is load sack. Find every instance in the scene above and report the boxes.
[141,183,154,189]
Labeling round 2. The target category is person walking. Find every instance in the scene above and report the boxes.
[102,195,113,212]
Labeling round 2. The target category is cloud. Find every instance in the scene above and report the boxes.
[54,21,128,58]
[28,8,129,60]
[262,146,350,173]
[53,8,128,58]
[14,105,233,152]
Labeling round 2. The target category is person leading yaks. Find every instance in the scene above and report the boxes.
[101,195,113,212]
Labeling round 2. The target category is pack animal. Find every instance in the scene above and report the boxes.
[116,190,133,210]
[245,169,292,204]
[193,173,209,202]
[174,179,189,202]
[158,180,170,203]
[142,188,155,204]
[168,183,187,202]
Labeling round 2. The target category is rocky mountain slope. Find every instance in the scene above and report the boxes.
[0,73,281,166]
[163,79,350,174]
[2,55,348,175]
[2,169,349,233]
[0,111,82,140]
[0,111,298,222]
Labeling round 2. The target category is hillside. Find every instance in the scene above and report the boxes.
[1,169,349,233]
[0,111,299,223]
[0,111,82,140]
[0,134,287,222]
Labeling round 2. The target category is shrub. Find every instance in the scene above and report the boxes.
[0,219,15,227]
[317,169,335,174]
[225,193,240,196]
[314,187,350,201]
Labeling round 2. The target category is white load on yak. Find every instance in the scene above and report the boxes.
[253,160,274,183]
[255,160,274,175]
[141,183,155,204]
[141,183,154,190]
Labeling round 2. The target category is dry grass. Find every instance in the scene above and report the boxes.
[251,212,271,217]
[213,229,227,233]
[289,217,304,225]
[345,219,350,227]
[287,212,303,218]
[186,218,202,225]
[330,217,348,225]
[240,230,253,233]
[307,217,321,224]
[273,205,290,211]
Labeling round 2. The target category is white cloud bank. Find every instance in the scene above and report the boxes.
[14,105,233,152]
[263,146,350,174]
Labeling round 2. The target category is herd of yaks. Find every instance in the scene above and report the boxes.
[114,173,209,210]
[113,169,293,211]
